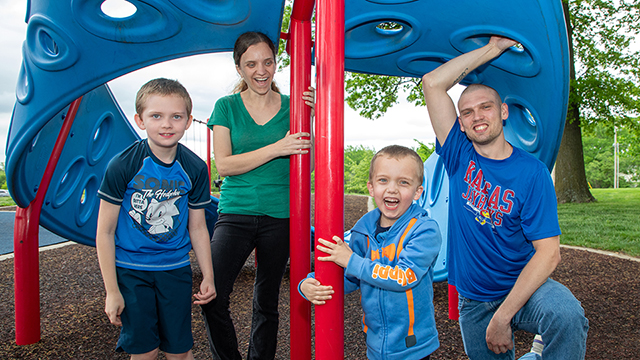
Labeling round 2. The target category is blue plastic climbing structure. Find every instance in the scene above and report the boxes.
[6,0,568,283]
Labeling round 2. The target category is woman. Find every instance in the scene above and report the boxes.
[201,31,314,360]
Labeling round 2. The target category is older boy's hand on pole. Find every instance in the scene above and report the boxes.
[194,277,217,305]
[316,235,353,268]
[105,291,125,326]
[301,278,334,305]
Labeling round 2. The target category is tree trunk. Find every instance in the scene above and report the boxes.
[554,112,595,203]
[554,1,596,204]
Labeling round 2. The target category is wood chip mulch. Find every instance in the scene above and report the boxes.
[1,195,638,359]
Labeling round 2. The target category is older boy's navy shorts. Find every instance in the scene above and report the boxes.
[115,266,193,355]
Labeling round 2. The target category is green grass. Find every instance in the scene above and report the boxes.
[558,188,640,257]
[0,197,16,207]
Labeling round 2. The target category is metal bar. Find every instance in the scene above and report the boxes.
[14,96,83,345]
[289,16,313,360]
[314,0,345,357]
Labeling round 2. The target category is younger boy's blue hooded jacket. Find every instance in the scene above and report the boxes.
[304,203,441,360]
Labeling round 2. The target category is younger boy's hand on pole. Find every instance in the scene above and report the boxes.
[316,235,353,268]
[301,278,334,305]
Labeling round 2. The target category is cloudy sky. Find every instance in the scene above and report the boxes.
[0,0,445,164]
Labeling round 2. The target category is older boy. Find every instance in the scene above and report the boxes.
[96,78,216,360]
[301,145,441,360]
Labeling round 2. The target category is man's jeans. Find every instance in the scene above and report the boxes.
[458,278,588,360]
[201,213,290,360]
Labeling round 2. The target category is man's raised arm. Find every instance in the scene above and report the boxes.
[421,36,517,146]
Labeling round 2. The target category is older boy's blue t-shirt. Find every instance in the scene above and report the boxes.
[97,139,211,271]
[436,123,561,302]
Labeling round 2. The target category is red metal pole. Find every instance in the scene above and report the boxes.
[448,284,460,320]
[207,121,212,184]
[289,0,315,358]
[315,0,345,357]
[14,97,82,345]
[289,16,313,360]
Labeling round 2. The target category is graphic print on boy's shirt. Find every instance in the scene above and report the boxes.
[461,160,514,229]
[127,174,186,241]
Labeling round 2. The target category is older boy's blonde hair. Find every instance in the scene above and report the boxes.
[135,78,193,116]
[369,145,424,184]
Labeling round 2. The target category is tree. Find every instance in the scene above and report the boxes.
[555,0,640,202]
[583,122,640,188]
[414,140,435,162]
[341,0,640,203]
[0,162,6,189]
[344,145,375,194]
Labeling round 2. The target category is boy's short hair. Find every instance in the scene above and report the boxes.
[369,145,424,184]
[135,78,193,116]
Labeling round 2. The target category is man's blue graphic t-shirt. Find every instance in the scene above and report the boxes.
[436,123,561,302]
[98,140,211,271]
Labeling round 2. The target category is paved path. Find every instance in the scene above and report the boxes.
[0,211,68,255]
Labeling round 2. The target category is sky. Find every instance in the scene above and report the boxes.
[0,1,449,165]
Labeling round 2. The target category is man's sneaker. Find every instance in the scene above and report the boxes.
[530,334,544,355]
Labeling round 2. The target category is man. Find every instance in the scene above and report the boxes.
[421,35,588,359]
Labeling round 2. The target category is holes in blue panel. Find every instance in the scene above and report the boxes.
[53,157,85,209]
[72,0,180,43]
[16,55,34,104]
[167,0,250,25]
[76,175,99,227]
[100,0,137,19]
[39,31,59,56]
[429,156,446,207]
[87,112,114,166]
[345,12,420,59]
[30,131,40,153]
[503,96,541,152]
[397,52,481,82]
[375,22,403,34]
[449,27,540,78]
[26,15,79,71]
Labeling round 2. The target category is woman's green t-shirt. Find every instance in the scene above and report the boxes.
[208,93,290,218]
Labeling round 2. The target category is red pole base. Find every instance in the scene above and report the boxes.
[448,284,459,321]
[14,206,41,345]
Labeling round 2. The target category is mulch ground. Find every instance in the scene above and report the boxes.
[1,194,639,359]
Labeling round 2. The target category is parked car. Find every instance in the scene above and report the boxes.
[0,189,9,197]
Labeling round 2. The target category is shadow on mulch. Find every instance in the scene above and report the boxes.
[1,195,639,359]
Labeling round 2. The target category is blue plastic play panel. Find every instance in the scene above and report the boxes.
[344,0,569,169]
[5,0,285,246]
[6,1,569,280]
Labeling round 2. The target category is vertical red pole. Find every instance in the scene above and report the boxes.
[315,0,345,358]
[289,14,313,360]
[14,97,82,345]
[207,123,212,184]
[448,284,459,320]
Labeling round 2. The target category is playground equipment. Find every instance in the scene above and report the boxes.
[6,0,569,358]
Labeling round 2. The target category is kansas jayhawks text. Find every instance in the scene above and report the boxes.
[462,160,514,227]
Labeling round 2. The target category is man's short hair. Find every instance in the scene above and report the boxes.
[459,83,502,107]
[135,78,193,116]
[369,145,424,184]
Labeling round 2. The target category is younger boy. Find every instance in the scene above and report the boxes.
[300,145,442,360]
[96,78,216,360]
